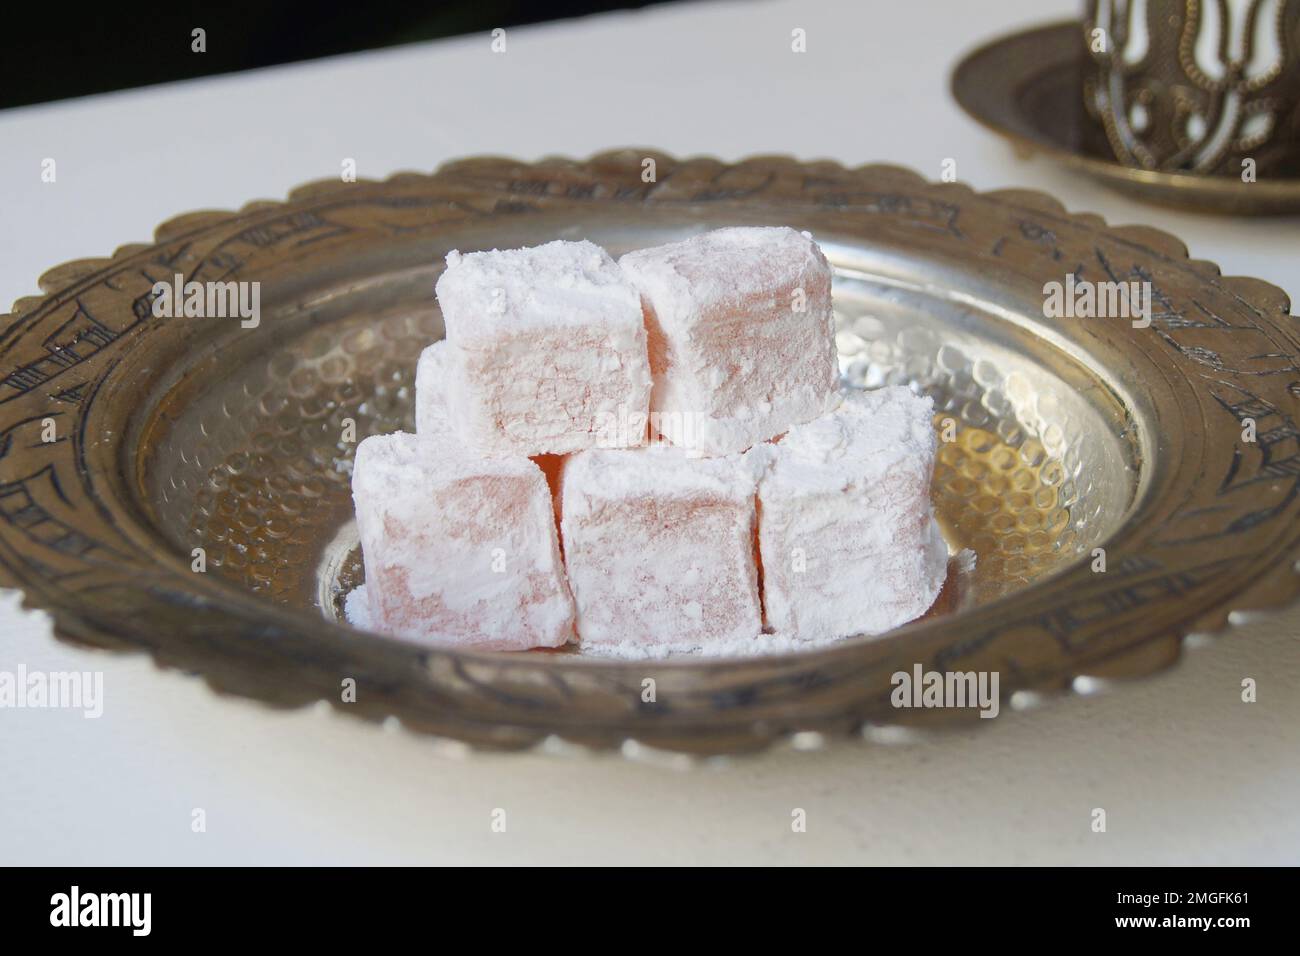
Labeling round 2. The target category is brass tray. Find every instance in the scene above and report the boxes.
[2,151,1298,757]
[952,21,1300,215]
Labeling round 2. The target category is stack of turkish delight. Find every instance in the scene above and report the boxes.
[351,228,949,655]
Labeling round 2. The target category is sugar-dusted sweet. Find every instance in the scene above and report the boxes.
[559,446,762,652]
[618,226,839,457]
[418,339,565,527]
[351,432,575,650]
[435,240,652,457]
[750,386,947,642]
[414,339,452,438]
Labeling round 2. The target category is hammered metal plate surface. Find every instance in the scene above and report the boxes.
[2,151,1298,755]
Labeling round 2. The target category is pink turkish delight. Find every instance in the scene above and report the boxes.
[618,227,839,456]
[749,386,947,642]
[351,432,575,650]
[559,446,762,652]
[435,240,652,457]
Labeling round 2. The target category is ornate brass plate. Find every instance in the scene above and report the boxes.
[952,21,1300,215]
[2,152,1298,756]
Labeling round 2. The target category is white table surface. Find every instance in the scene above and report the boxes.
[2,0,1297,865]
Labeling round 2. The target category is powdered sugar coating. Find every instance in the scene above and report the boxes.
[560,445,763,652]
[618,227,839,457]
[351,432,575,650]
[436,240,652,457]
[414,340,452,439]
[751,386,947,641]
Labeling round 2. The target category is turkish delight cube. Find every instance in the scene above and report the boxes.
[418,339,564,526]
[750,386,947,642]
[618,226,839,456]
[560,446,762,652]
[435,240,652,457]
[351,432,575,650]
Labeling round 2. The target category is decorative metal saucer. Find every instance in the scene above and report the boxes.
[952,21,1300,215]
[2,151,1298,757]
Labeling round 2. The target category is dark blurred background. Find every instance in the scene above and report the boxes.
[0,1,684,110]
